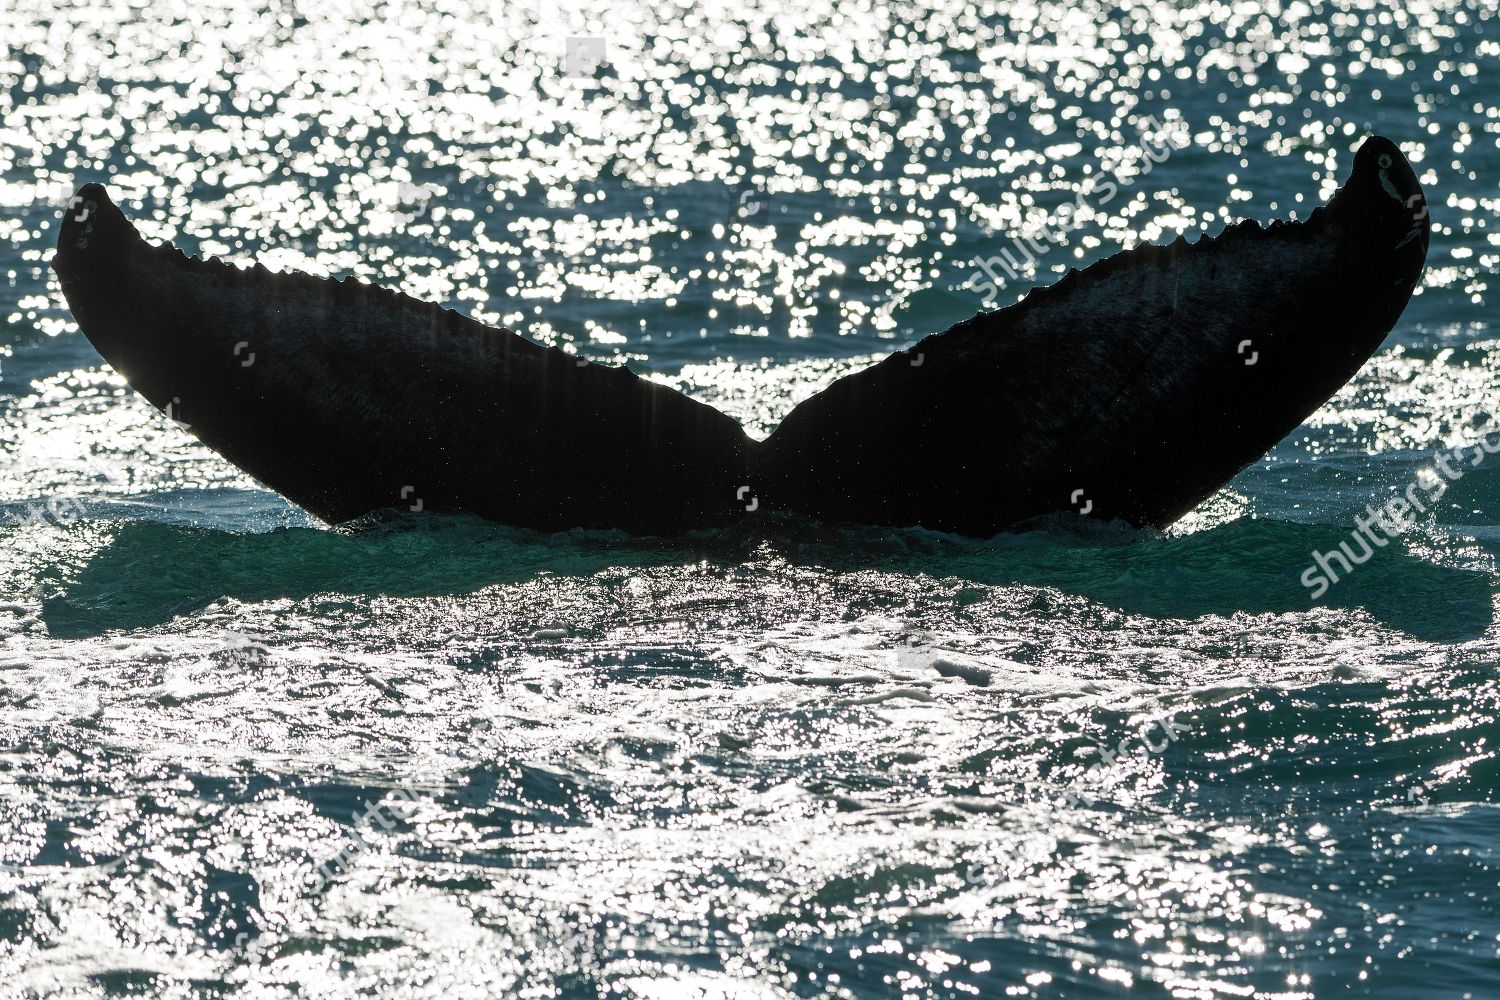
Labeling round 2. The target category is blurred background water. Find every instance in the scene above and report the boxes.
[1,0,1498,996]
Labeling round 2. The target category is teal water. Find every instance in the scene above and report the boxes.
[2,1,1499,996]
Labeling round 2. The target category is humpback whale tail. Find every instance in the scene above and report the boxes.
[52,137,1428,536]
[52,186,754,532]
[756,137,1429,532]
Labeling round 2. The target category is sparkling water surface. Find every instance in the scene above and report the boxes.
[1,0,1498,996]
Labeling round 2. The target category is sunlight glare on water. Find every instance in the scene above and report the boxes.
[0,0,1498,996]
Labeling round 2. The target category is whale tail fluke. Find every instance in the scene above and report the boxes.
[53,136,1427,536]
[754,135,1427,533]
[53,185,755,533]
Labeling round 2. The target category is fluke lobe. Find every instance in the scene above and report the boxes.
[53,137,1428,536]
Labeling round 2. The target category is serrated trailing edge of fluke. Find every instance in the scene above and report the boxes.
[134,228,520,339]
[48,134,1424,536]
[62,186,533,349]
[63,177,1345,379]
[933,206,1332,351]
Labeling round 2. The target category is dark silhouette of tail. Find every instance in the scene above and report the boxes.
[750,136,1428,533]
[53,185,754,533]
[53,137,1427,536]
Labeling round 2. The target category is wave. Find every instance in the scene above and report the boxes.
[23,511,1494,641]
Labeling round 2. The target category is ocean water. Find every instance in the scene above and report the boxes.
[1,0,1498,996]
